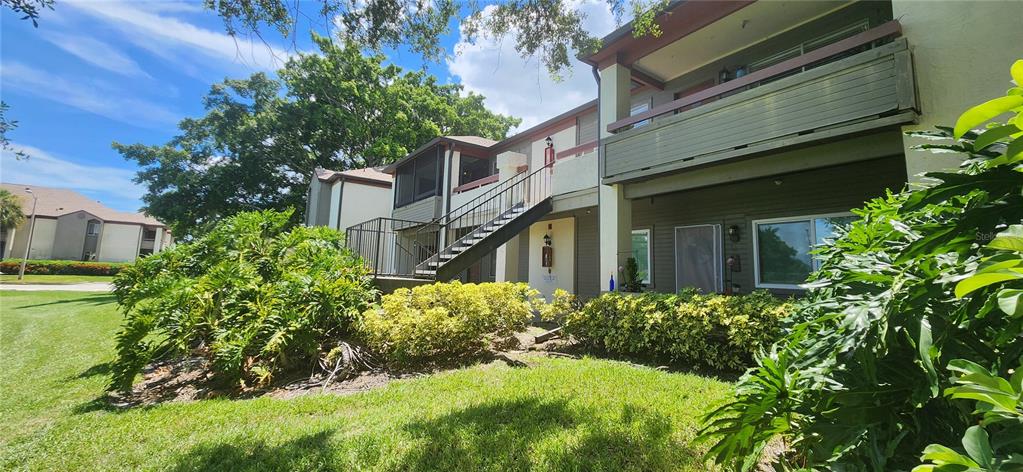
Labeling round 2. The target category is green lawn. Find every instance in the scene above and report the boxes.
[0,290,732,471]
[0,274,116,284]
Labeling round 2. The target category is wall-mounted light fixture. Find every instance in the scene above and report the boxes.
[718,67,732,83]
[545,136,553,148]
[727,225,741,242]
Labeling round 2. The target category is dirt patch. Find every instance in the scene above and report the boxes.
[108,326,579,407]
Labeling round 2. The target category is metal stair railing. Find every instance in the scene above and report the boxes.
[413,163,553,274]
[345,217,435,277]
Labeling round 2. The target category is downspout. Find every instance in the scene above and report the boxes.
[592,64,604,289]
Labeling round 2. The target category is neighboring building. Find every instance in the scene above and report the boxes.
[0,184,173,263]
[304,166,393,231]
[316,0,1021,299]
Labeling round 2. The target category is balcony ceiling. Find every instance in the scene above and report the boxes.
[634,0,854,83]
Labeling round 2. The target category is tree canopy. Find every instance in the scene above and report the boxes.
[0,189,26,231]
[205,0,668,77]
[116,36,519,239]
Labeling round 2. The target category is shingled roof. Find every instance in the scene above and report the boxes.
[314,166,393,186]
[1,183,166,227]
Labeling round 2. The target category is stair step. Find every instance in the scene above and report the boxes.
[439,253,455,260]
[414,269,436,276]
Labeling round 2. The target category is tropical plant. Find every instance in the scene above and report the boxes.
[699,60,1023,470]
[0,188,25,231]
[358,281,542,364]
[561,289,792,371]
[108,209,377,392]
[622,256,644,292]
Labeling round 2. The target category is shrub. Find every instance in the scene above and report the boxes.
[358,281,541,364]
[0,259,127,276]
[108,209,377,392]
[563,289,792,371]
[700,60,1023,469]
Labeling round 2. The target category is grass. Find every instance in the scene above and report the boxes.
[0,290,733,471]
[0,274,116,284]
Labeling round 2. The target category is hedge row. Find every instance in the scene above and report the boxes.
[558,289,793,371]
[360,281,542,364]
[0,259,128,276]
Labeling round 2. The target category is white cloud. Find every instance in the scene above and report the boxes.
[1,62,179,128]
[64,0,294,72]
[1,143,146,212]
[447,0,619,131]
[42,32,151,78]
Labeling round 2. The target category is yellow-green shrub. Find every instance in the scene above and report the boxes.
[563,290,792,370]
[359,281,542,364]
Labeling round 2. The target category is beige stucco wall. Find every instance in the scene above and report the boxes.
[8,218,57,260]
[97,223,141,263]
[893,0,1023,180]
[51,212,92,260]
[338,182,393,231]
[529,127,576,172]
[327,181,343,229]
[528,217,575,300]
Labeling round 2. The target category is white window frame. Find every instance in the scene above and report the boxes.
[631,228,652,285]
[752,212,854,290]
[630,97,652,128]
[673,224,723,293]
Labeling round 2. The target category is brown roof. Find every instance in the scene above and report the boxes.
[445,136,498,148]
[315,166,393,186]
[1,183,166,227]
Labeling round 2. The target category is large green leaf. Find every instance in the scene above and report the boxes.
[1011,60,1023,87]
[973,123,1022,150]
[989,225,1023,252]
[955,95,1023,138]
[955,271,1023,298]
[998,289,1023,317]
[962,426,993,469]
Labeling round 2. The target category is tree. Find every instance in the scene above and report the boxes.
[0,102,29,160]
[116,36,520,239]
[0,189,26,256]
[204,0,669,77]
[1,0,53,27]
[0,189,25,230]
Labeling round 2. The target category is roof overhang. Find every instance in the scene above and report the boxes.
[580,0,756,70]
[382,137,496,174]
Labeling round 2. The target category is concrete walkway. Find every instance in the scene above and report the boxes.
[0,282,114,292]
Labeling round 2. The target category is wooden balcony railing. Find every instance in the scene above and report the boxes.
[606,20,904,133]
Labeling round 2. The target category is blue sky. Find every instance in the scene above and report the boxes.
[1,1,616,214]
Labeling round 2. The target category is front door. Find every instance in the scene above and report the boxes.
[674,224,722,293]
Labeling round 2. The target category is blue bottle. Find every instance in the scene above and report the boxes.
[609,273,615,292]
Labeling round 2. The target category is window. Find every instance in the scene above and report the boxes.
[394,149,441,207]
[458,154,496,185]
[630,98,651,127]
[631,229,651,284]
[86,221,101,236]
[753,214,856,289]
[748,19,871,86]
[143,228,157,241]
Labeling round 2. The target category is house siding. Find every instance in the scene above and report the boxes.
[574,209,600,300]
[392,196,441,223]
[631,154,907,296]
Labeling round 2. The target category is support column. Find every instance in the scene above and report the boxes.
[494,151,528,282]
[598,63,633,291]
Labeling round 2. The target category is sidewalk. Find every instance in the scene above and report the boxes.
[0,282,113,292]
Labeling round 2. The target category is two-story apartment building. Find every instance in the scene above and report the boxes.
[316,0,1020,299]
[584,0,1020,296]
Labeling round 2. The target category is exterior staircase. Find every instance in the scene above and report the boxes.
[346,164,553,281]
[413,165,553,280]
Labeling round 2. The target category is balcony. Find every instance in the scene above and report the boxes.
[553,142,598,196]
[601,22,917,184]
